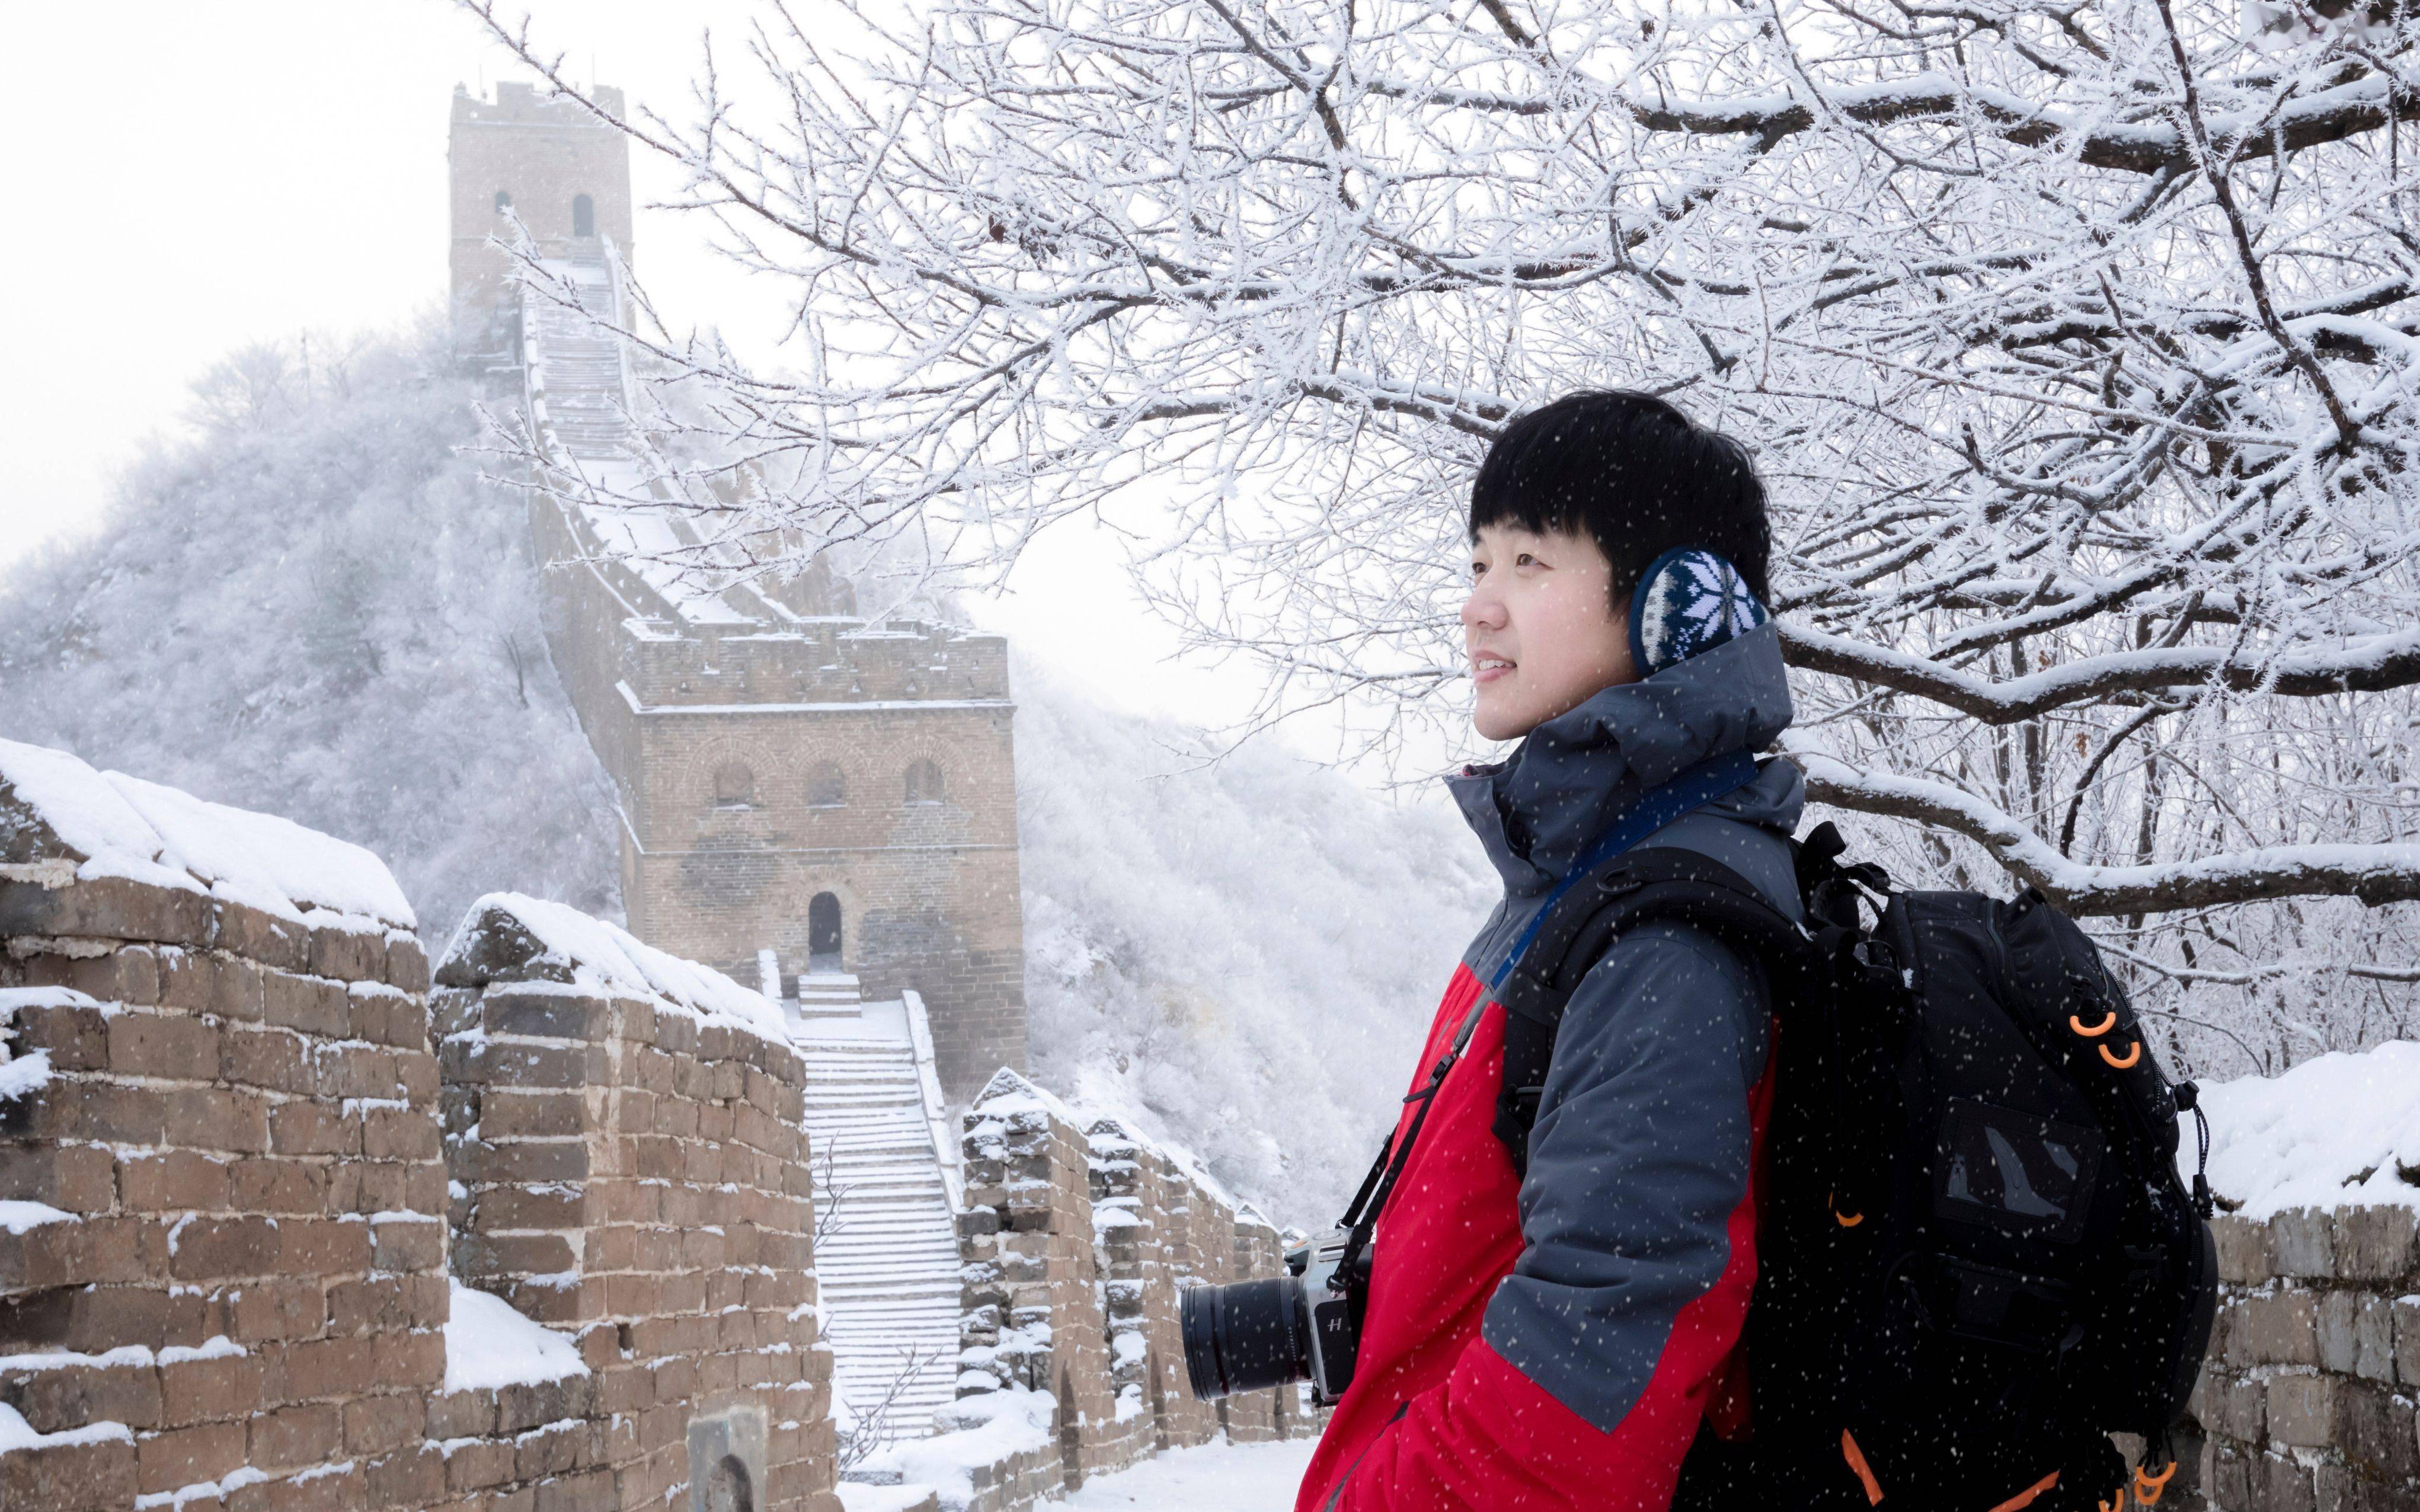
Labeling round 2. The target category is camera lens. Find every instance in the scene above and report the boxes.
[1180,1277,1307,1399]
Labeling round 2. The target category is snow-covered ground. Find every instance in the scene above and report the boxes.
[1063,1439,1316,1510]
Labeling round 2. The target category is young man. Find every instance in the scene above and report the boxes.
[1296,391,1801,1511]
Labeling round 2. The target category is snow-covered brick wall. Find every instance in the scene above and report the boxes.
[429,890,838,1510]
[2187,1044,2420,1510]
[954,1069,1121,1484]
[937,1069,1314,1511]
[0,739,447,1512]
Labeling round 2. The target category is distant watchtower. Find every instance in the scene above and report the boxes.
[448,82,634,350]
[447,82,1031,1101]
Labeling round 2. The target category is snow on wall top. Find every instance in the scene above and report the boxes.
[0,737,414,931]
[436,891,789,1043]
[979,1068,1258,1221]
[442,1280,590,1392]
[2198,1040,2420,1219]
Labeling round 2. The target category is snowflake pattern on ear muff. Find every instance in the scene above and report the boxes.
[1628,548,1770,677]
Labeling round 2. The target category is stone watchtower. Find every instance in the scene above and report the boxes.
[450,81,1030,1100]
[448,81,634,352]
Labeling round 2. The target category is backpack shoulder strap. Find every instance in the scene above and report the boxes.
[1493,846,1810,1179]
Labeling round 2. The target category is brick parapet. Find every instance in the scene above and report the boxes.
[0,870,446,1510]
[952,1072,1120,1491]
[433,906,839,1512]
[2189,1205,2420,1511]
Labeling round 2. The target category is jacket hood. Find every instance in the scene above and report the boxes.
[1446,620,1801,897]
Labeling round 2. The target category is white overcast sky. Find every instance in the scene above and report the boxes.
[0,0,1441,755]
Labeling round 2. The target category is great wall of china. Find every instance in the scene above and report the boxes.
[5,80,2419,1512]
[0,80,1312,1512]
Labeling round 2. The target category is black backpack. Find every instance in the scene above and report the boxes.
[1492,821,2217,1512]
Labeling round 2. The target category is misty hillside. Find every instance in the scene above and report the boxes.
[0,329,1492,1223]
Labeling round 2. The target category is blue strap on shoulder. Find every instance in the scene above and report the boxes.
[1486,747,1761,994]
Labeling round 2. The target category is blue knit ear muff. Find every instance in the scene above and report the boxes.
[1627,547,1770,677]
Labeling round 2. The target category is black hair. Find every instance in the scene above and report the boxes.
[1468,389,1772,608]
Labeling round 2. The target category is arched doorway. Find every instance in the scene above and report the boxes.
[572,193,595,237]
[808,891,842,971]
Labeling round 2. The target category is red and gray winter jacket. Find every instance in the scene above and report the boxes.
[1296,624,1803,1512]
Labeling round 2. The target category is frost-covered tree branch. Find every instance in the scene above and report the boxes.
[461,0,2420,1068]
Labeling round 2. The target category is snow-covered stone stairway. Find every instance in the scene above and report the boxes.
[527,257,629,461]
[797,1003,963,1440]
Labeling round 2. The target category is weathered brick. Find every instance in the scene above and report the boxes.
[68,944,162,1006]
[212,898,309,973]
[227,1156,325,1214]
[2197,1364,2265,1441]
[0,1430,138,1510]
[164,1085,270,1154]
[0,1142,114,1212]
[231,1277,325,1342]
[0,1357,165,1433]
[424,1388,497,1440]
[384,933,430,995]
[0,1214,167,1288]
[443,1434,516,1492]
[476,1088,588,1140]
[248,1400,342,1469]
[268,1100,360,1158]
[4,997,109,1071]
[168,1214,282,1282]
[342,1390,423,1455]
[370,1214,444,1274]
[0,871,212,948]
[275,1217,371,1277]
[2332,1206,2420,1282]
[120,1149,233,1213]
[261,970,347,1037]
[2230,1290,2320,1368]
[158,1348,268,1427]
[308,919,388,983]
[105,1007,220,1081]
[138,1417,248,1494]
[366,1441,446,1507]
[2397,1294,2420,1388]
[2318,1290,2397,1382]
[208,953,266,1021]
[262,1333,376,1405]
[2336,1380,2420,1482]
[2273,1208,2336,1278]
[2268,1373,2344,1447]
[483,987,610,1041]
[220,1026,314,1094]
[362,1104,439,1161]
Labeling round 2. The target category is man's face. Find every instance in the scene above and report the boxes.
[1462,523,1635,743]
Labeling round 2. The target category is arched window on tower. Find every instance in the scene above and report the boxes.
[711,761,755,810]
[807,762,847,808]
[494,189,512,213]
[808,892,842,970]
[572,193,595,238]
[904,758,945,806]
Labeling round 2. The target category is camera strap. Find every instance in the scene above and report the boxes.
[1334,749,1762,1283]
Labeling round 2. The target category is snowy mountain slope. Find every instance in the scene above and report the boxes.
[0,328,1497,1224]
[0,331,622,941]
[1014,658,1494,1223]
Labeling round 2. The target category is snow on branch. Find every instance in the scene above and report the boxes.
[1791,747,2420,916]
[1781,625,2420,724]
[456,0,2420,1015]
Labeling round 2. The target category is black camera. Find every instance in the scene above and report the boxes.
[1180,1227,1368,1406]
